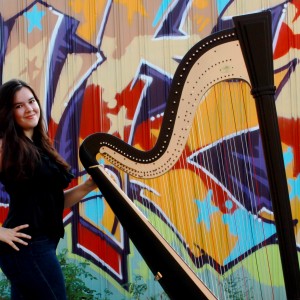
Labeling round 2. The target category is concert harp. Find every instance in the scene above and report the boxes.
[79,11,300,300]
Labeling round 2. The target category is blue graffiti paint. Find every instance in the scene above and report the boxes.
[152,0,172,27]
[195,190,219,230]
[222,203,276,264]
[288,175,300,200]
[283,146,293,166]
[216,0,230,15]
[24,5,45,33]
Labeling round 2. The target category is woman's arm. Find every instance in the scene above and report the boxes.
[64,176,97,208]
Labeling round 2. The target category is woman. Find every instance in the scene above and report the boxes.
[0,79,97,299]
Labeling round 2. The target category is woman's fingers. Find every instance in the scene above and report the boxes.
[13,236,30,245]
[12,225,32,243]
[0,224,31,250]
[13,224,29,231]
[14,231,31,240]
[8,235,30,251]
[7,239,20,251]
[12,225,31,240]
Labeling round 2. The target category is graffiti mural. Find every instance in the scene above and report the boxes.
[0,0,299,299]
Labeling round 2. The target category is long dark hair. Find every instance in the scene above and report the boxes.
[0,79,71,180]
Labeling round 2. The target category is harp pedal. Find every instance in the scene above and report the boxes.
[154,272,162,281]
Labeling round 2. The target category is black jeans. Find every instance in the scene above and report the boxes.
[0,236,66,300]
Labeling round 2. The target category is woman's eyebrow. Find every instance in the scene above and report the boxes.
[14,97,35,105]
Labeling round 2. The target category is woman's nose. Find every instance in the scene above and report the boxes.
[25,104,33,112]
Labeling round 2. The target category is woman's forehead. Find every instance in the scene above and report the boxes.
[13,87,34,103]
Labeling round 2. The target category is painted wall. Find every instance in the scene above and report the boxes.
[0,1,299,299]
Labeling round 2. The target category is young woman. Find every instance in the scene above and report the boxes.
[0,79,97,299]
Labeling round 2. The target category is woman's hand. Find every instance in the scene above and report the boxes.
[84,176,97,190]
[0,224,31,251]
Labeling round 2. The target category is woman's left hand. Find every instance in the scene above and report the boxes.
[84,176,97,190]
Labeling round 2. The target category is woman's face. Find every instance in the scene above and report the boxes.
[13,87,40,139]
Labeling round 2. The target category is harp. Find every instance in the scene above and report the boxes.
[79,11,300,300]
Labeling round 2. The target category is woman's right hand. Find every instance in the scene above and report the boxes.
[0,224,31,251]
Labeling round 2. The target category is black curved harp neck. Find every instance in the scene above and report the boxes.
[80,11,300,300]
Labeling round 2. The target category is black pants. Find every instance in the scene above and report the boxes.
[0,236,66,300]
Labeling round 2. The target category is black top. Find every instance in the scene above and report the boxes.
[0,150,73,242]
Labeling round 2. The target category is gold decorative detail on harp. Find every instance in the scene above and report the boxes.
[80,11,300,300]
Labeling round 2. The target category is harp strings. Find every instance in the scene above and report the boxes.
[194,82,240,296]
[99,79,280,298]
[239,85,276,298]
[197,80,277,298]
[191,85,222,293]
[221,82,259,297]
[173,82,273,296]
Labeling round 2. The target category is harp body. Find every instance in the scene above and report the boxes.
[80,11,300,300]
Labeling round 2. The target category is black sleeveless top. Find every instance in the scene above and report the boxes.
[0,151,74,242]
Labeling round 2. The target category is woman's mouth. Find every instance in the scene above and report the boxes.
[25,114,36,119]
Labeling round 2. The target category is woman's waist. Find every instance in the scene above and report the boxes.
[0,234,60,255]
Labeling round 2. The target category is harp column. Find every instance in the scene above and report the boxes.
[233,11,300,300]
